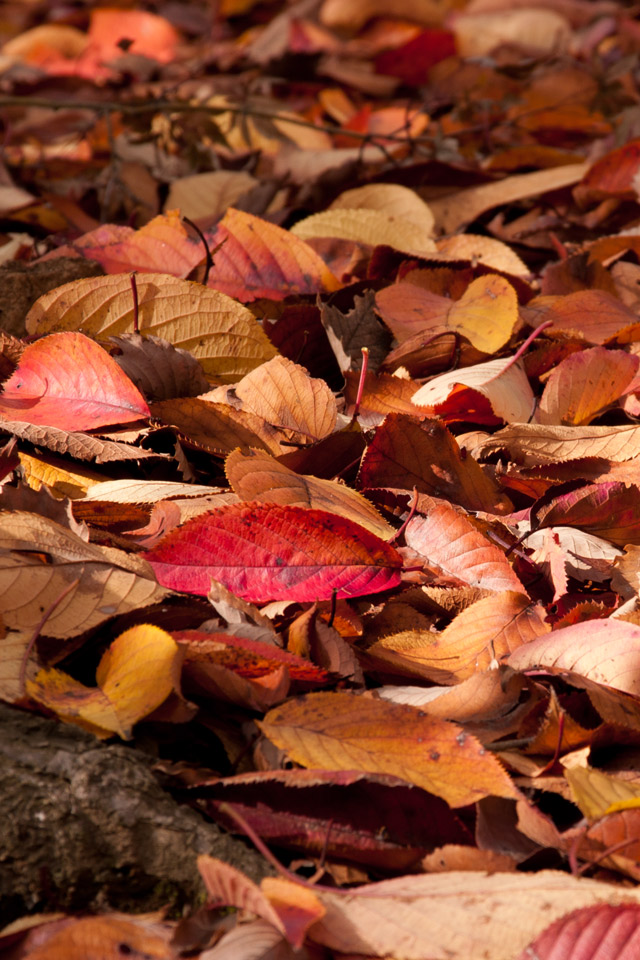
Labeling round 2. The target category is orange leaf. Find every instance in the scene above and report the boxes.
[370,592,549,683]
[88,8,179,64]
[204,208,341,301]
[0,332,150,430]
[72,211,201,275]
[260,691,519,807]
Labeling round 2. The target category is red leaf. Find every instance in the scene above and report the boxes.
[375,30,457,85]
[146,502,402,602]
[576,140,640,203]
[0,332,150,431]
[533,481,640,546]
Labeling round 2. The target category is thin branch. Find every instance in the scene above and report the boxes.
[0,95,435,146]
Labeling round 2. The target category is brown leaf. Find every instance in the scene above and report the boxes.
[357,413,512,514]
[0,418,167,462]
[150,397,290,456]
[110,333,209,400]
[226,447,394,539]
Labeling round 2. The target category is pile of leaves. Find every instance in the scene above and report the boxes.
[6,0,640,957]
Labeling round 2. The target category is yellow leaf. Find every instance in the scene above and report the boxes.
[26,624,183,739]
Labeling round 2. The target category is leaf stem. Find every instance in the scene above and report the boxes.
[130,272,139,334]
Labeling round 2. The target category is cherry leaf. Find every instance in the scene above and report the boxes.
[0,332,150,431]
[146,502,402,602]
[260,691,519,807]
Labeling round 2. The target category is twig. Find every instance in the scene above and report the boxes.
[0,95,434,146]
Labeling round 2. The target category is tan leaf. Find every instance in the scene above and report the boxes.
[0,511,170,640]
[226,448,394,539]
[435,234,530,277]
[429,163,589,233]
[452,8,571,56]
[320,0,456,31]
[358,413,512,513]
[164,170,257,222]
[290,208,437,258]
[25,273,277,382]
[478,422,640,465]
[231,355,337,442]
[329,183,435,236]
[304,870,640,960]
[81,479,222,503]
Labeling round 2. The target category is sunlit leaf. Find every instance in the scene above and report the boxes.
[146,502,402,602]
[0,332,150,431]
[260,691,519,807]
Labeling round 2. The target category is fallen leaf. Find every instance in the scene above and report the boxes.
[146,502,403,602]
[226,447,395,539]
[290,208,437,258]
[0,332,150,431]
[329,182,435,236]
[69,211,201,275]
[452,8,571,56]
[230,355,337,442]
[479,422,640,465]
[26,273,277,382]
[370,592,549,683]
[0,511,169,641]
[357,413,512,514]
[507,619,640,697]
[26,624,184,738]
[518,904,640,960]
[532,482,640,547]
[405,497,527,594]
[412,356,535,424]
[204,208,341,301]
[260,691,518,806]
[536,346,639,425]
[429,163,588,233]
